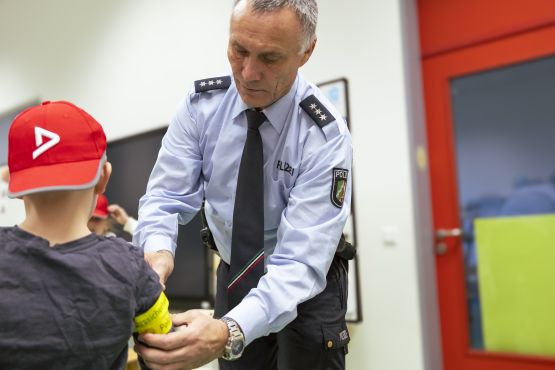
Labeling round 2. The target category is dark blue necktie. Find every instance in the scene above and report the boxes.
[228,110,266,309]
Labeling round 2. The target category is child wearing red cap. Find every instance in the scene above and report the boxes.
[0,101,172,370]
[88,194,114,236]
[88,194,138,237]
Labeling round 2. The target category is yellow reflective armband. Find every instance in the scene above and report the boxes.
[134,292,172,334]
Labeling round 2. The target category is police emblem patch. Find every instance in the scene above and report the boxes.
[331,168,348,208]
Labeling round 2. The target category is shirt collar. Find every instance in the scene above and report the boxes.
[231,74,299,135]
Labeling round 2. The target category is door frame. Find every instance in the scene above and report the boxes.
[423,23,555,370]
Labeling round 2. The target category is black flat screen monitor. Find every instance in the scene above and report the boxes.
[105,127,212,309]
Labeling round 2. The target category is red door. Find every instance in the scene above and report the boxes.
[421,7,555,370]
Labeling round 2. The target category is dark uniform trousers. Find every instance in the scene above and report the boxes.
[215,256,350,370]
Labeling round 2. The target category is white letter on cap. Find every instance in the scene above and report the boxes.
[33,127,60,159]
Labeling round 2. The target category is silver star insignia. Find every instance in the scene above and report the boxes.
[320,114,327,121]
[309,103,317,110]
[208,80,214,85]
[216,79,222,84]
[200,81,207,87]
[315,109,322,115]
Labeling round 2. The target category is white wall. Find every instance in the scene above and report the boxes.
[0,1,439,369]
[0,0,231,139]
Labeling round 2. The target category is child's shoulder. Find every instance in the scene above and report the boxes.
[96,235,144,258]
[93,235,148,273]
[0,226,32,245]
[0,226,18,234]
[0,226,13,241]
[0,226,12,233]
[90,235,153,282]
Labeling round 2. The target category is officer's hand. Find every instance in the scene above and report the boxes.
[135,310,228,370]
[107,204,129,225]
[144,251,174,289]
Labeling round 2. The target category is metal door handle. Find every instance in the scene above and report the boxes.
[435,228,462,255]
[435,228,462,240]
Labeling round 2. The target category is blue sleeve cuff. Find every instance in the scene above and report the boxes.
[225,295,270,346]
[143,234,176,256]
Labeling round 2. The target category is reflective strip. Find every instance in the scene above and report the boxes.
[134,292,172,334]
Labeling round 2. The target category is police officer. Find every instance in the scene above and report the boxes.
[133,1,352,369]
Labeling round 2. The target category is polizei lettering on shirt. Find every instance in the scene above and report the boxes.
[277,160,294,176]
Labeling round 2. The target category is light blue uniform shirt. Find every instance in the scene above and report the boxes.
[134,72,352,345]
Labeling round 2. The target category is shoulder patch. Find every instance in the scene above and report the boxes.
[300,95,336,128]
[194,76,231,93]
[331,168,349,208]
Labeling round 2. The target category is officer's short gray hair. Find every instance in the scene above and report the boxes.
[233,0,318,53]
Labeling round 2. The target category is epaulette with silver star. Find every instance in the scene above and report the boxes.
[194,76,231,93]
[299,95,335,128]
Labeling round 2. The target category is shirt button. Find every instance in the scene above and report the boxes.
[327,340,333,348]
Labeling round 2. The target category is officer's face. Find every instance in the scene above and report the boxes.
[228,4,315,109]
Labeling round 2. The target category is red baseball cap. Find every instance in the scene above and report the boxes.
[92,194,109,219]
[8,100,107,197]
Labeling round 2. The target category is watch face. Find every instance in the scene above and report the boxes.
[231,340,244,355]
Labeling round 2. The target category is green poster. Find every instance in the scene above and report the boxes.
[475,215,555,356]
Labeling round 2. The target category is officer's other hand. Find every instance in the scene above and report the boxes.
[107,204,129,225]
[135,310,228,370]
[144,250,174,290]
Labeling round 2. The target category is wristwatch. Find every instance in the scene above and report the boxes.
[220,317,245,361]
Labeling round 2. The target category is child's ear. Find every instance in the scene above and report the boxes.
[94,161,112,194]
[0,166,9,183]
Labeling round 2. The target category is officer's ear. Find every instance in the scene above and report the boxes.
[299,38,316,67]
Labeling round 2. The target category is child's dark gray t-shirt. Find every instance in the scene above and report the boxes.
[0,226,163,370]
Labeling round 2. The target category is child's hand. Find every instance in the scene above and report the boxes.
[107,204,129,225]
